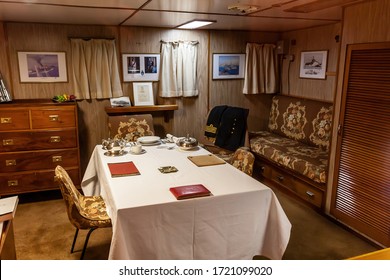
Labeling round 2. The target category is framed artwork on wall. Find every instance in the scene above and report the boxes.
[212,53,245,80]
[133,82,154,106]
[110,96,131,107]
[122,54,160,82]
[299,50,328,79]
[17,51,68,83]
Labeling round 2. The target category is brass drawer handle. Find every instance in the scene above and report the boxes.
[52,156,62,162]
[306,191,315,197]
[277,175,284,181]
[1,117,12,124]
[260,166,265,172]
[5,159,16,166]
[8,180,18,187]
[3,139,14,146]
[50,136,61,143]
[49,115,59,122]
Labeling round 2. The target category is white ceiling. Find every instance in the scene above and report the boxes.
[0,0,367,32]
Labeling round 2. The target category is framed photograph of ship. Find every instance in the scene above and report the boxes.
[122,54,160,82]
[17,51,67,83]
[299,50,328,79]
[212,53,245,80]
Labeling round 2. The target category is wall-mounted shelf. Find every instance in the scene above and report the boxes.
[105,104,178,122]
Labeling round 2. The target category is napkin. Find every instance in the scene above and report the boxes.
[169,184,211,200]
[166,134,184,143]
[108,161,140,177]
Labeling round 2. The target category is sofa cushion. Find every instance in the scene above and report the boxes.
[250,131,328,184]
[268,95,333,150]
[309,106,333,151]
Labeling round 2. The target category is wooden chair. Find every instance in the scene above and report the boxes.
[229,147,255,176]
[108,114,154,141]
[54,165,112,260]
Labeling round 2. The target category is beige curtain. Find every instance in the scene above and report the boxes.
[243,43,278,94]
[159,41,198,97]
[71,39,123,99]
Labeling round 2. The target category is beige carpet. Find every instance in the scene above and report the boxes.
[12,187,378,260]
[13,192,111,260]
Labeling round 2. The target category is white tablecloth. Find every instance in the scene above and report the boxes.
[82,144,291,260]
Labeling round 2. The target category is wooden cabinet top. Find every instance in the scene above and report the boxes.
[0,99,77,108]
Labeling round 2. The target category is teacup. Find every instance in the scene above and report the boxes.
[130,144,143,154]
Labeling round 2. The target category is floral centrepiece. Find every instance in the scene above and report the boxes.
[53,94,76,102]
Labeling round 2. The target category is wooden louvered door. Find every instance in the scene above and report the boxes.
[331,42,390,246]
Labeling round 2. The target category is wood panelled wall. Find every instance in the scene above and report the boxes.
[0,23,10,85]
[0,21,340,175]
[209,30,280,132]
[281,23,341,102]
[327,0,390,211]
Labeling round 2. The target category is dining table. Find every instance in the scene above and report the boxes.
[81,139,292,260]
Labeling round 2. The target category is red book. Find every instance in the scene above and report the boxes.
[169,184,211,200]
[108,161,140,177]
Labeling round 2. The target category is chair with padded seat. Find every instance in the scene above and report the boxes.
[229,147,255,176]
[54,165,112,260]
[108,114,155,141]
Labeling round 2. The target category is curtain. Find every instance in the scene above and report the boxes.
[159,41,198,97]
[71,39,123,99]
[243,43,278,94]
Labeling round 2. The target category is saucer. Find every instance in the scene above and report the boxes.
[104,150,128,157]
[129,149,146,155]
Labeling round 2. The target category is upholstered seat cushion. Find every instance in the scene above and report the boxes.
[250,131,328,184]
[230,147,255,176]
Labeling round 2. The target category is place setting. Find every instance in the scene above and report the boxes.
[136,136,161,146]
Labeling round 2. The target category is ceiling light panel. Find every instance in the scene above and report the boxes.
[177,20,216,29]
[121,10,204,28]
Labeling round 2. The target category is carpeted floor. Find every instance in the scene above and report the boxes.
[12,185,379,260]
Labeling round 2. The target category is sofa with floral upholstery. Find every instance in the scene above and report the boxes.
[249,95,333,209]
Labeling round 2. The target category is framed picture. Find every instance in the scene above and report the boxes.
[299,50,328,79]
[17,51,67,83]
[133,82,154,106]
[122,54,160,82]
[110,96,131,107]
[212,53,245,80]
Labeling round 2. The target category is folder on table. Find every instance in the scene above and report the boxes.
[108,161,140,177]
[169,184,211,200]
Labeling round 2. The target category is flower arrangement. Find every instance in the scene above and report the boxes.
[52,94,76,102]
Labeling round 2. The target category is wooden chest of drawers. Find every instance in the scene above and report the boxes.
[255,157,326,209]
[0,100,81,196]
